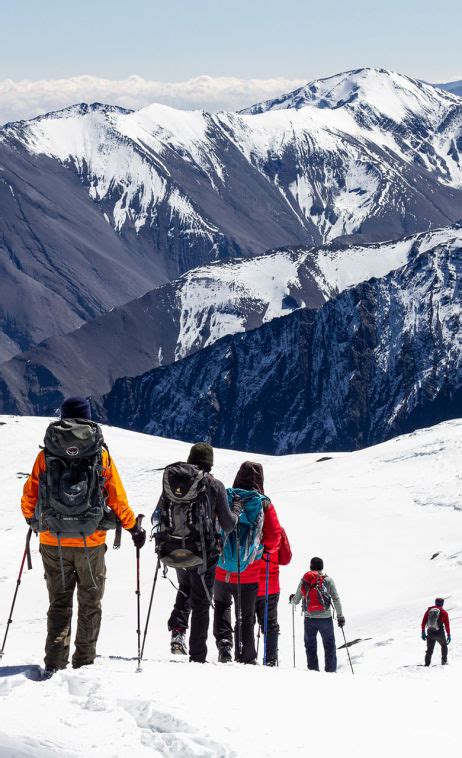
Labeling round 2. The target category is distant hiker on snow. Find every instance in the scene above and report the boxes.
[20,396,146,678]
[213,461,282,665]
[290,557,345,673]
[421,597,451,666]
[152,442,240,663]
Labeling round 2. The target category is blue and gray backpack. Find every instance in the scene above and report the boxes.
[218,488,267,573]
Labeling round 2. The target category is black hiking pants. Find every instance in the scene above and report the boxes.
[213,580,258,663]
[255,593,280,665]
[425,629,448,665]
[40,544,106,670]
[167,569,192,634]
[186,561,217,663]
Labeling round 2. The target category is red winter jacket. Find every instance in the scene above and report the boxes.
[257,522,291,597]
[215,502,282,586]
[421,606,450,635]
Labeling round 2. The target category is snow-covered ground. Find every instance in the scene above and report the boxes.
[1,416,461,757]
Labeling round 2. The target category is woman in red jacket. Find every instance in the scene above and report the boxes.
[213,461,282,664]
[256,525,291,666]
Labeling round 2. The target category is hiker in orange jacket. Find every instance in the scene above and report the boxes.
[21,396,145,677]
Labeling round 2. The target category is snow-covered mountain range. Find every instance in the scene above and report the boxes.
[1,68,462,363]
[104,228,462,453]
[0,225,459,417]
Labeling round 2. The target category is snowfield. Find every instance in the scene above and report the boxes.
[1,416,462,757]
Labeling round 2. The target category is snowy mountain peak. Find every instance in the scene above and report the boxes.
[241,67,460,122]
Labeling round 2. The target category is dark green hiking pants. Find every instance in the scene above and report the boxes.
[40,544,106,669]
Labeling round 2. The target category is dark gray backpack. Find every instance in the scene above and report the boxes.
[35,419,115,539]
[154,462,218,570]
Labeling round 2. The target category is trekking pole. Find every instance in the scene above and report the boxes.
[256,624,261,658]
[292,603,296,668]
[139,555,161,664]
[236,528,243,660]
[341,627,354,675]
[135,514,145,673]
[263,554,270,665]
[0,528,33,659]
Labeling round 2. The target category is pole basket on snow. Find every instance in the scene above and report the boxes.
[135,514,145,672]
[0,528,33,659]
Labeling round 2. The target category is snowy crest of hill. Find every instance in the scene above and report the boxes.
[2,416,462,756]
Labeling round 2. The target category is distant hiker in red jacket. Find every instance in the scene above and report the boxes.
[213,461,282,664]
[421,597,451,666]
[256,526,292,666]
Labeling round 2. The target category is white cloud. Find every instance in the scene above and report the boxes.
[0,74,308,125]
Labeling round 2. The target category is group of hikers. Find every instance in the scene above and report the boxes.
[9,396,450,676]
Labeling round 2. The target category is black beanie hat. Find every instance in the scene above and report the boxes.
[61,396,91,420]
[188,442,214,472]
[310,556,324,571]
[435,597,444,607]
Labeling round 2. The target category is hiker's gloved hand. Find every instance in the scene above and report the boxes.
[130,524,146,549]
[231,496,243,518]
[289,593,295,603]
[421,631,427,641]
[337,616,345,628]
[447,634,451,644]
[25,518,32,526]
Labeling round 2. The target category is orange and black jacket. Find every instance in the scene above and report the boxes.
[21,449,136,547]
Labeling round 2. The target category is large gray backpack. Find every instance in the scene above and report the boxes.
[154,462,219,571]
[35,419,114,540]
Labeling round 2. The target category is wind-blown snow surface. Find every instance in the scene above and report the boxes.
[1,417,462,756]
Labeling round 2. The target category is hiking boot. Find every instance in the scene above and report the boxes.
[442,660,448,665]
[171,631,187,655]
[217,641,233,663]
[42,666,58,680]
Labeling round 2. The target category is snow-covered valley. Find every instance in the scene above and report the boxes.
[1,416,462,756]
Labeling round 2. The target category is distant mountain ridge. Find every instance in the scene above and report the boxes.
[2,67,462,365]
[104,229,462,453]
[0,225,459,417]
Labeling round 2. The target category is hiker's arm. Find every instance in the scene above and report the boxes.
[21,452,45,520]
[290,580,304,605]
[443,610,450,635]
[104,454,136,530]
[421,610,429,631]
[262,503,282,555]
[328,578,343,617]
[215,480,238,534]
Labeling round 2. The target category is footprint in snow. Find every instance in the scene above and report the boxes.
[121,699,235,757]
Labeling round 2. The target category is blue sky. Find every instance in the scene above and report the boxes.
[0,0,460,82]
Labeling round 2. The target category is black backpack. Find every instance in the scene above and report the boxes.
[34,419,117,540]
[154,462,219,571]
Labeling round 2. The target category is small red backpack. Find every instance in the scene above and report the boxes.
[301,571,332,613]
[278,527,292,566]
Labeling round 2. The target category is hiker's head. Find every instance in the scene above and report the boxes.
[435,597,444,607]
[60,396,91,420]
[233,461,264,494]
[310,556,324,572]
[188,442,214,472]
